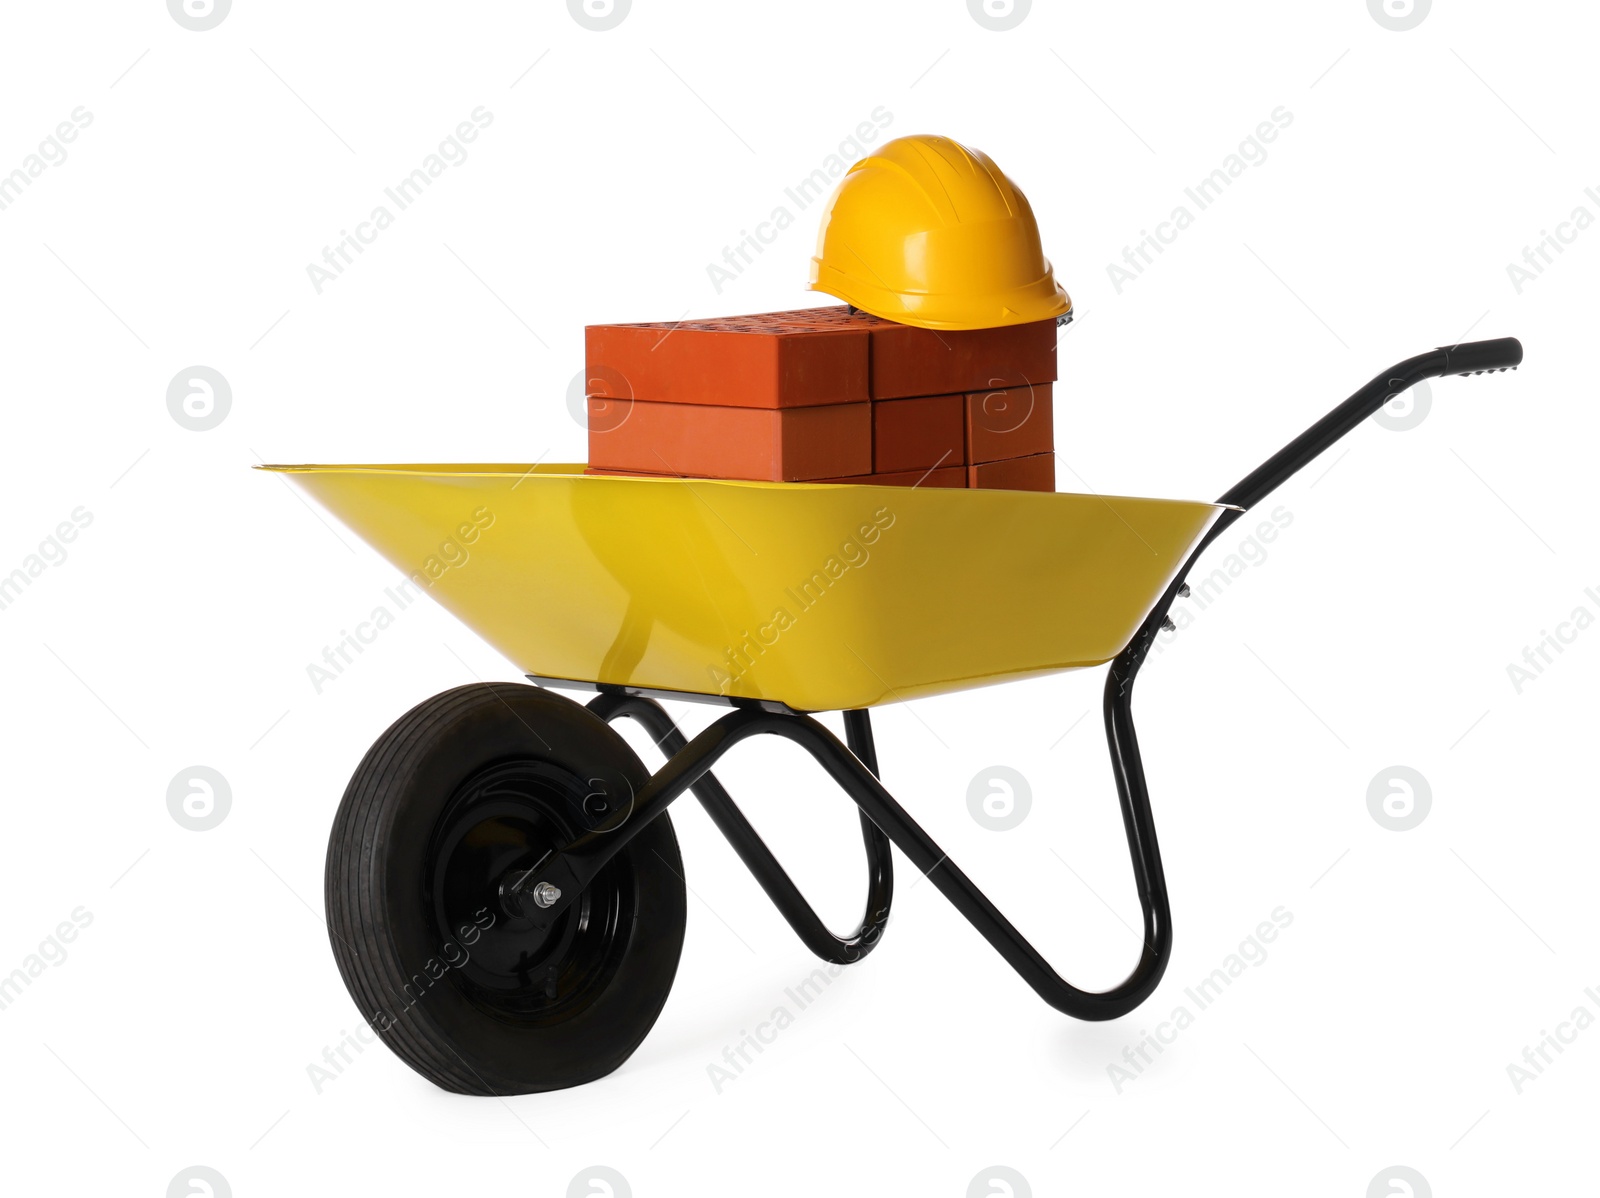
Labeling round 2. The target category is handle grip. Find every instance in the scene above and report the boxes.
[1439,336,1523,376]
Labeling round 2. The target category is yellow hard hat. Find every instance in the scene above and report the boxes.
[808,134,1071,331]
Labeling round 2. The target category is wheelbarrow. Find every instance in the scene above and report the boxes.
[262,336,1521,1095]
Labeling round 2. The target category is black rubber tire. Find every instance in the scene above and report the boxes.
[324,682,686,1095]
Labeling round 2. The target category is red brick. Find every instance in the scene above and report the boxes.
[967,453,1055,492]
[587,394,634,435]
[815,466,966,488]
[588,399,870,481]
[966,383,1054,464]
[585,315,868,409]
[759,306,1058,399]
[873,394,965,473]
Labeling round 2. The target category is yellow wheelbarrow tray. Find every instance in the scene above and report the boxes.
[260,462,1229,712]
[270,338,1521,1095]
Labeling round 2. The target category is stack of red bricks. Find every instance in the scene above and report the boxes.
[585,307,1057,491]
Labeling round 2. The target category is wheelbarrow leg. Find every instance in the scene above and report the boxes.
[543,700,1165,1019]
[585,693,894,965]
[826,703,1167,1018]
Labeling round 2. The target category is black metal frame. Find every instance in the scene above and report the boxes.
[511,338,1522,1021]
[587,694,894,964]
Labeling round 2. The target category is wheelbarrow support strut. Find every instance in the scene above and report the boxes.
[586,692,895,965]
[514,338,1523,1021]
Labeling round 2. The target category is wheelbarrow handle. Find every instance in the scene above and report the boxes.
[1216,336,1523,514]
[1111,334,1524,673]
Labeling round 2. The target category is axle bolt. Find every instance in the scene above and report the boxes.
[532,881,562,909]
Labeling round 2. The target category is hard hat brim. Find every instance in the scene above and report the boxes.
[808,261,1071,332]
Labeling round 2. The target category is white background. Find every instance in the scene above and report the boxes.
[1,1,1593,1195]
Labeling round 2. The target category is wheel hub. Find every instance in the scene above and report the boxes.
[425,760,629,1018]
